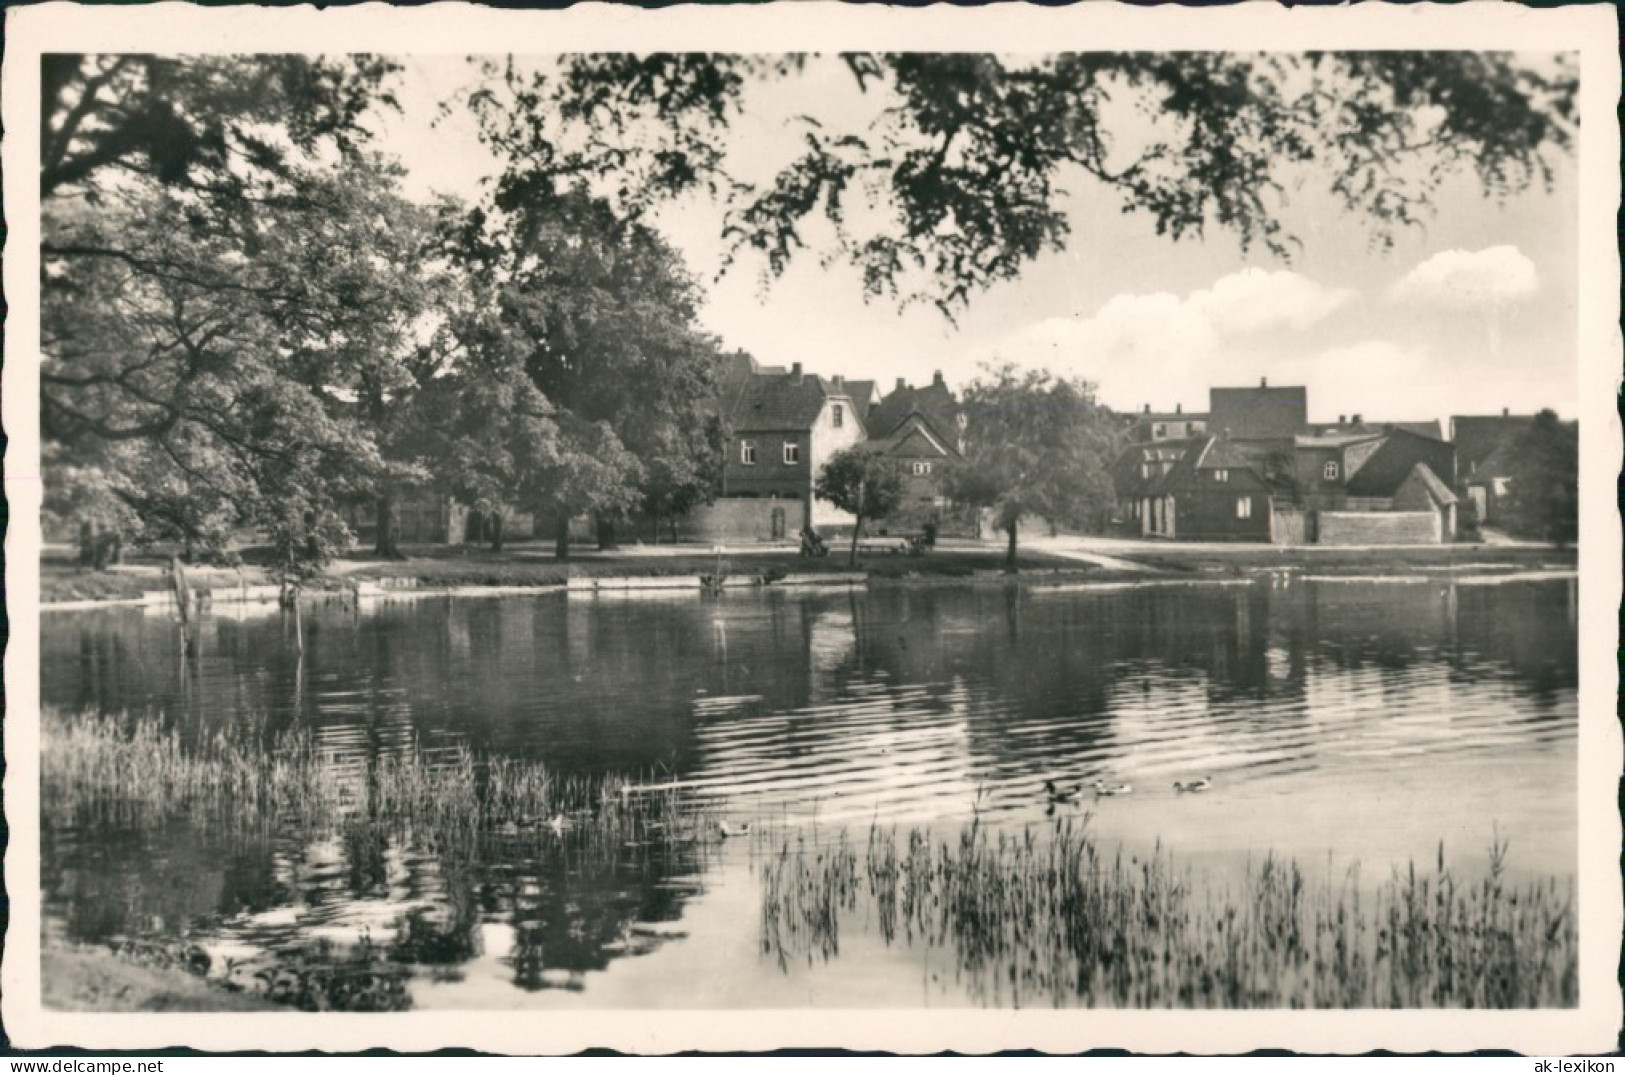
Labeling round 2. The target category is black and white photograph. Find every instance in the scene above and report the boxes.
[4,2,1619,1056]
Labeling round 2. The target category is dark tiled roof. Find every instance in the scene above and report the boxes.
[1143,436,1278,496]
[730,373,849,432]
[1384,420,1444,440]
[1469,437,1522,482]
[845,380,878,409]
[1344,431,1457,497]
[1310,420,1444,441]
[869,381,962,446]
[1403,463,1458,506]
[1451,414,1533,474]
[1209,385,1308,438]
[1112,438,1200,496]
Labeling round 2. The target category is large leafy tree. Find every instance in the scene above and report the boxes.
[448,175,729,558]
[1503,409,1578,547]
[470,52,1575,315]
[943,365,1122,570]
[40,54,434,570]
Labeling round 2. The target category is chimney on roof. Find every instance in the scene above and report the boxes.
[932,370,945,387]
[1260,377,1268,388]
[1502,406,1510,417]
[1175,403,1183,414]
[896,377,907,392]
[1339,414,1346,425]
[791,362,803,385]
[1143,403,1151,414]
[833,374,844,389]
[1352,413,1363,426]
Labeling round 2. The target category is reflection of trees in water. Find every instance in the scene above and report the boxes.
[44,782,711,1009]
[43,582,1577,794]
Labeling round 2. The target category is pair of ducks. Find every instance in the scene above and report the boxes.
[1043,778,1131,803]
[1044,774,1213,804]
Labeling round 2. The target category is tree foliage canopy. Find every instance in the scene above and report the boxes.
[470,52,1576,315]
[39,51,1578,569]
[943,365,1123,566]
[1503,409,1578,546]
[815,446,907,567]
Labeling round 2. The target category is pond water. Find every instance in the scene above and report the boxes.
[41,576,1578,1008]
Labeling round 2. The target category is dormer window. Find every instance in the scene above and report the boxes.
[783,442,800,465]
[1213,469,1229,482]
[1323,461,1339,481]
[832,403,844,428]
[741,441,757,465]
[912,461,933,476]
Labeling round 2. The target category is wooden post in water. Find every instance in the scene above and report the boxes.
[293,585,305,655]
[170,554,195,657]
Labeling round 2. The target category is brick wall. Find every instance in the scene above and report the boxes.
[1317,511,1441,545]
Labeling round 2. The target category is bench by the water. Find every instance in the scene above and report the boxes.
[856,534,932,557]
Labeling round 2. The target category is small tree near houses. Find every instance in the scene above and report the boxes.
[815,447,906,567]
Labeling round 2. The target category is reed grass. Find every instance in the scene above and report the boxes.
[760,817,1577,1009]
[42,708,715,853]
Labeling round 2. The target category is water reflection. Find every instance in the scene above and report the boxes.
[42,578,1577,1007]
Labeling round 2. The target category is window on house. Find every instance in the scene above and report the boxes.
[832,404,844,428]
[1236,496,1253,519]
[741,441,756,465]
[912,461,933,476]
[1213,469,1229,482]
[1154,424,1165,437]
[1140,463,1152,478]
[783,442,800,465]
[1323,461,1339,481]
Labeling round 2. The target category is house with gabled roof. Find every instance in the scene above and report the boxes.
[719,356,866,529]
[1137,435,1286,541]
[1448,408,1537,526]
[866,372,964,501]
[1122,419,1459,544]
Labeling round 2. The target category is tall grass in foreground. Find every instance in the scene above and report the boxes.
[42,708,715,856]
[759,818,1577,1008]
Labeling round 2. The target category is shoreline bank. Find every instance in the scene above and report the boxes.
[40,541,1575,610]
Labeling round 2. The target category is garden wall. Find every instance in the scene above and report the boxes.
[1316,511,1441,546]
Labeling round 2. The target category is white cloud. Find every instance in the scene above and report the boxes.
[996,268,1354,409]
[1188,268,1356,335]
[1281,341,1433,419]
[1390,245,1539,308]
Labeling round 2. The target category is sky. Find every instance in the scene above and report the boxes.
[373,54,1579,426]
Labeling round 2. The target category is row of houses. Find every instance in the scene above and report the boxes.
[1112,379,1549,545]
[368,353,1555,548]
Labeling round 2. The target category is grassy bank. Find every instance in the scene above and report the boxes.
[337,543,1086,587]
[759,819,1576,1008]
[44,948,280,1012]
[42,543,1092,604]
